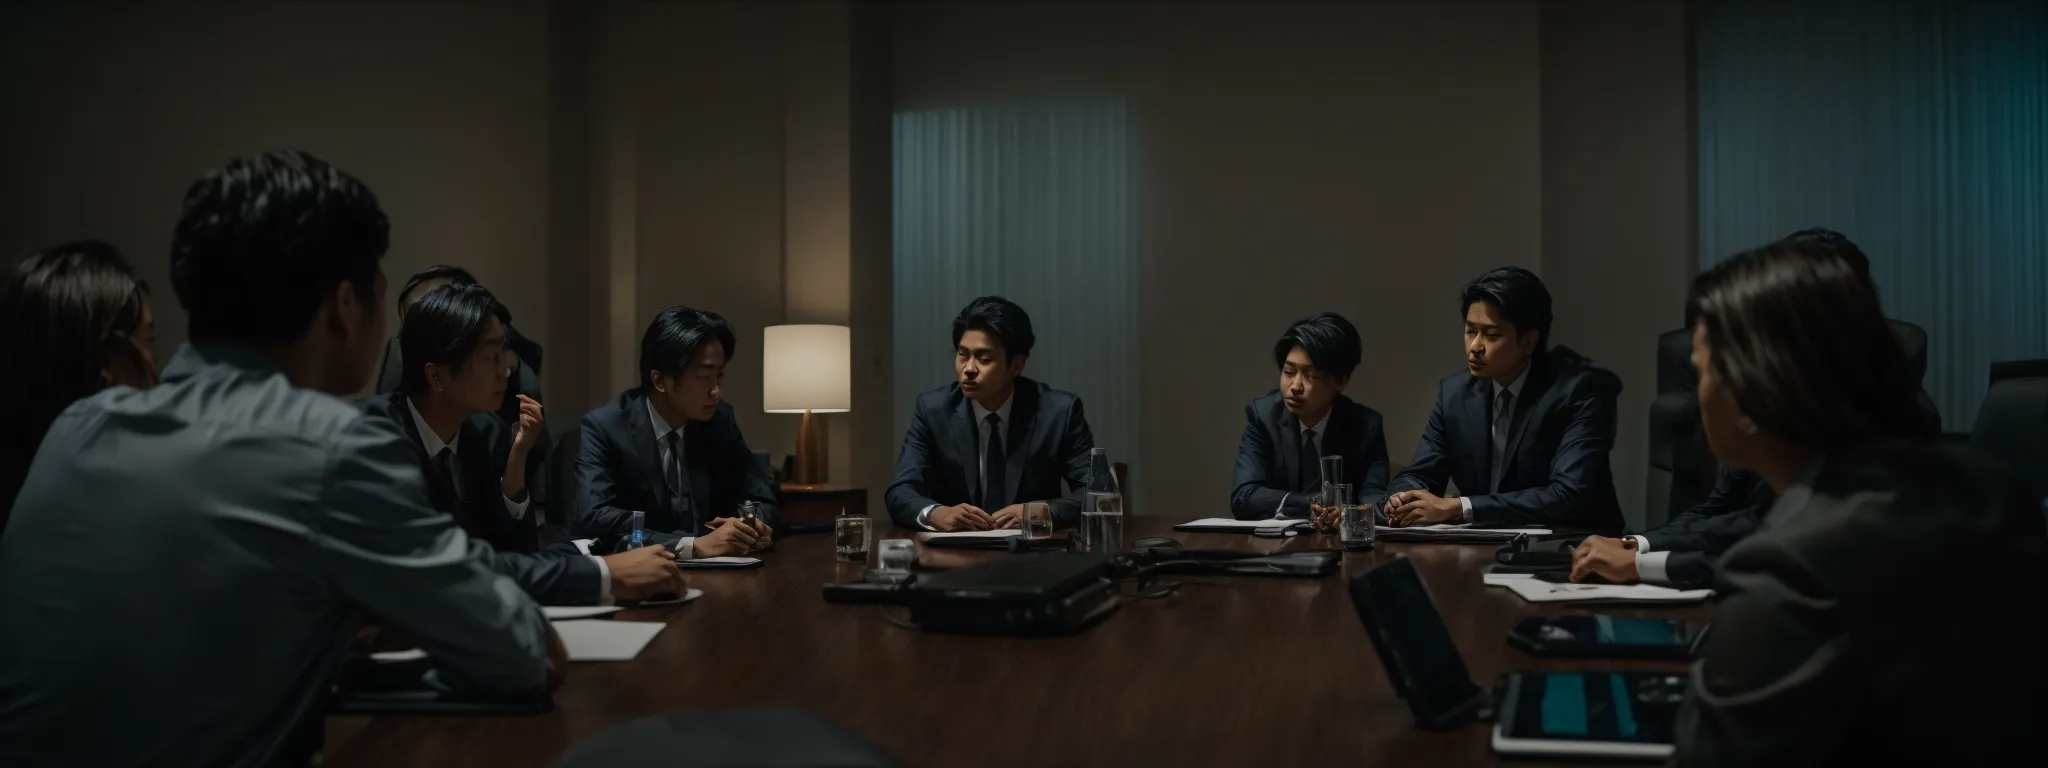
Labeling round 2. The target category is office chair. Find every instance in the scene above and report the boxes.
[1973,359,2048,502]
[549,423,584,530]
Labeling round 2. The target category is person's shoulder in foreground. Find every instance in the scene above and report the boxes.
[1671,441,2048,767]
[0,150,555,768]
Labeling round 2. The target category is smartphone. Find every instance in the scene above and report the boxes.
[1491,670,1680,760]
[1507,615,1703,660]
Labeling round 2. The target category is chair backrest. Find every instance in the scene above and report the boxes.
[1111,462,1132,515]
[1973,361,2048,501]
[550,422,584,529]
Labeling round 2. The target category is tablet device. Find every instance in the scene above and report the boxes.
[1507,615,1703,660]
[1347,556,1492,730]
[1491,670,1681,760]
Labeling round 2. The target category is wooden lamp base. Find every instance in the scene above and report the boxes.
[791,409,828,486]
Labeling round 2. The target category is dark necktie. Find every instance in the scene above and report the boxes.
[984,413,1006,509]
[1298,427,1318,492]
[1492,390,1514,493]
[430,446,461,516]
[664,431,692,530]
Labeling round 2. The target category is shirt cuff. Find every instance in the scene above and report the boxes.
[1631,535,1653,553]
[1636,550,1673,585]
[588,555,613,604]
[917,504,940,531]
[1459,496,1473,520]
[672,537,695,560]
[503,493,530,521]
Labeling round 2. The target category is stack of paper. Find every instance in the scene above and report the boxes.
[1377,523,1550,543]
[1483,572,1713,604]
[552,619,667,661]
[1171,518,1303,533]
[923,529,1024,541]
[543,605,627,620]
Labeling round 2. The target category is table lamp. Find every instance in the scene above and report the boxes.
[763,324,851,486]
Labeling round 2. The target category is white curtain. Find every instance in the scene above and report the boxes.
[891,99,1140,496]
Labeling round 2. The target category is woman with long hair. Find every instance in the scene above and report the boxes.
[0,240,158,531]
[1671,240,2046,765]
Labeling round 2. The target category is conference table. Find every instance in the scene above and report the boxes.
[324,518,1711,767]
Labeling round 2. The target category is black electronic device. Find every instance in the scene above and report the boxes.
[906,553,1119,636]
[1507,616,1703,660]
[1490,671,1681,760]
[1347,556,1493,730]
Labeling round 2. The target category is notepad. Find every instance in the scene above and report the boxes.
[675,556,761,569]
[1378,524,1551,543]
[923,529,1024,540]
[1171,518,1302,532]
[543,605,628,620]
[1485,572,1713,604]
[553,620,667,661]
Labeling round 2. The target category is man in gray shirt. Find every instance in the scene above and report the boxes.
[0,150,562,767]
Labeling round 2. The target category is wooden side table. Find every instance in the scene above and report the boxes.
[778,484,867,526]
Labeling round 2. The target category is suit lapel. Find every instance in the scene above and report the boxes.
[1463,379,1492,494]
[685,422,712,526]
[1497,360,1550,491]
[625,394,675,522]
[1321,399,1353,484]
[1277,408,1304,492]
[952,394,981,506]
[1001,383,1036,508]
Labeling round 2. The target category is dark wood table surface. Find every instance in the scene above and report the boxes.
[325,518,1710,767]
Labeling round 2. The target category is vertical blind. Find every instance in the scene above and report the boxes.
[1698,0,2048,431]
[891,99,1140,494]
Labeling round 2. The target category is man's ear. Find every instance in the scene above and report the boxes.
[648,371,666,394]
[1009,353,1028,378]
[1519,328,1541,352]
[1333,373,1352,391]
[425,362,444,393]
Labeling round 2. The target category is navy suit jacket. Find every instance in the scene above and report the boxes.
[357,391,601,605]
[1390,355,1623,531]
[885,378,1095,528]
[574,389,780,549]
[1641,468,1775,589]
[1230,391,1390,519]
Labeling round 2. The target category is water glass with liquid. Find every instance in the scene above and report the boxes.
[834,513,871,561]
[1020,501,1055,540]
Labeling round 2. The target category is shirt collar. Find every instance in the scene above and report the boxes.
[646,398,680,441]
[405,395,459,457]
[1494,363,1531,402]
[1299,410,1329,436]
[971,394,1014,427]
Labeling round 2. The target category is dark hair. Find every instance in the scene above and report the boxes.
[1779,227,1870,283]
[1687,240,1933,453]
[1459,266,1552,351]
[950,296,1035,360]
[397,264,479,312]
[0,241,150,522]
[171,150,389,343]
[1272,312,1363,379]
[638,305,737,389]
[398,283,510,395]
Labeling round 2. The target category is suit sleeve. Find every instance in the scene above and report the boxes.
[314,416,551,699]
[490,543,604,605]
[1671,533,1853,767]
[1390,386,1455,497]
[1465,384,1616,527]
[1644,470,1748,551]
[573,413,680,549]
[1053,396,1097,526]
[725,418,781,527]
[884,404,945,528]
[1229,402,1302,519]
[1356,413,1392,510]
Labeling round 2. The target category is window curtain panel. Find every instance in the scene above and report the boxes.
[1697,0,2048,431]
[891,100,1140,489]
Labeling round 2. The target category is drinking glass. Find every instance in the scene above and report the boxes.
[1340,501,1376,551]
[1320,483,1354,533]
[1320,455,1345,491]
[876,538,917,572]
[834,515,871,561]
[1020,501,1055,540]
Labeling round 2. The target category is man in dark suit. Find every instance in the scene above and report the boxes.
[887,296,1096,530]
[1384,266,1622,531]
[361,283,684,605]
[1231,312,1390,521]
[576,305,776,557]
[1570,468,1774,588]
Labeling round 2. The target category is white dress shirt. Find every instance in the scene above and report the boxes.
[1630,535,1673,585]
[918,395,1014,530]
[409,398,611,601]
[1459,364,1531,520]
[1272,411,1328,519]
[647,400,699,559]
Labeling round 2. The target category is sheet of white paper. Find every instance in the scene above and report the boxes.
[1400,524,1555,535]
[571,538,597,555]
[1487,574,1712,603]
[923,529,1024,539]
[554,620,667,661]
[634,588,704,606]
[369,648,428,662]
[1174,518,1299,530]
[544,605,627,620]
[679,556,761,565]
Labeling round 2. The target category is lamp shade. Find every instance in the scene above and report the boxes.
[763,324,852,413]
